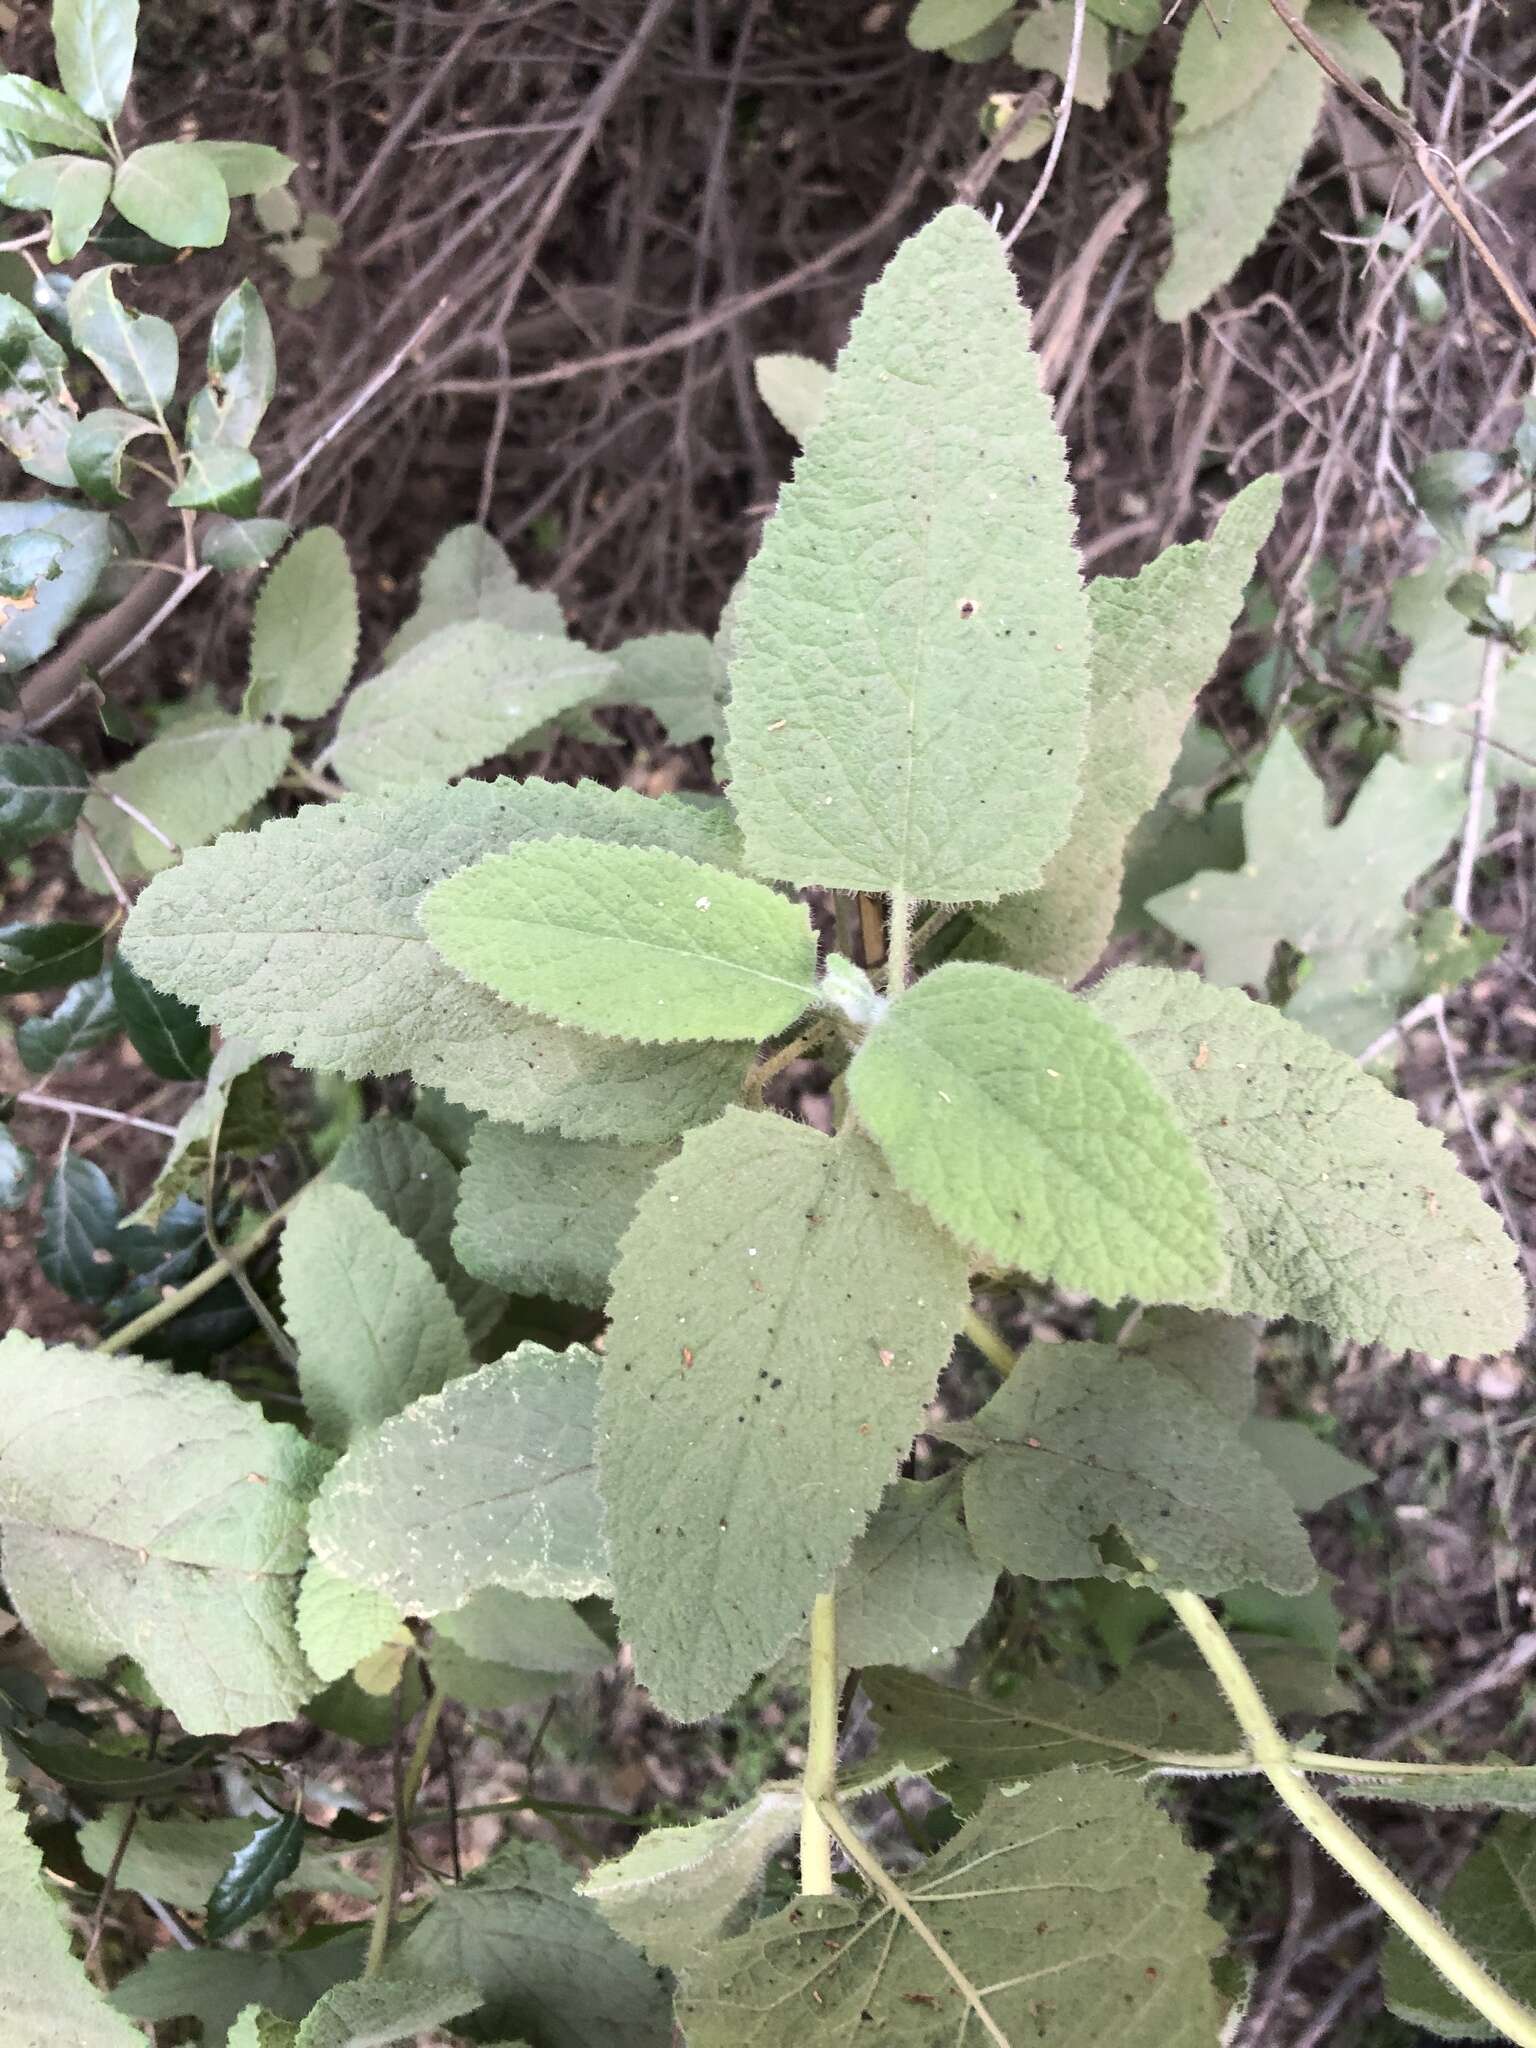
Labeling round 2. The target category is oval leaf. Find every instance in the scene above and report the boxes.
[205,1814,305,1940]
[113,139,229,249]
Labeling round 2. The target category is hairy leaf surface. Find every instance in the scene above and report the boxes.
[849,961,1227,1303]
[613,630,728,745]
[726,205,1090,901]
[0,1778,142,2047]
[79,709,291,886]
[751,353,830,445]
[295,1561,406,1685]
[295,1977,481,2048]
[1384,1816,1536,2039]
[1172,0,1310,130]
[603,1110,968,1719]
[1091,967,1526,1354]
[111,1935,368,2048]
[385,522,565,663]
[246,527,359,720]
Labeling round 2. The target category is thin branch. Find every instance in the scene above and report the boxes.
[1452,572,1513,924]
[16,1091,179,1138]
[1002,0,1087,252]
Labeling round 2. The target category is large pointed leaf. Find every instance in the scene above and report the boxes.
[0,1777,142,2047]
[384,522,564,664]
[978,478,1280,981]
[421,840,818,1046]
[296,1977,481,2048]
[1383,1816,1536,2039]
[330,621,613,794]
[1090,967,1527,1355]
[944,1339,1314,1593]
[111,953,212,1079]
[726,205,1090,902]
[676,1772,1223,2046]
[848,961,1227,1304]
[78,709,291,886]
[602,1110,969,1719]
[122,778,750,1141]
[245,526,358,719]
[1171,0,1311,131]
[111,1935,368,2048]
[281,1183,473,1447]
[53,0,138,122]
[386,1836,673,2045]
[308,1343,608,1612]
[0,1333,329,1733]
[79,1810,372,1911]
[206,1813,306,1937]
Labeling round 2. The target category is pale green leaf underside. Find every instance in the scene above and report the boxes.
[282,1182,474,1447]
[581,1784,801,1974]
[421,838,818,1046]
[849,961,1228,1304]
[78,712,291,888]
[751,353,831,445]
[246,527,359,721]
[1124,1304,1259,1421]
[309,1344,608,1613]
[602,1109,969,1719]
[384,522,565,664]
[947,1340,1315,1593]
[331,620,613,794]
[676,1772,1223,2047]
[0,1779,142,2047]
[820,1474,997,1671]
[387,1836,674,2047]
[613,630,728,745]
[726,204,1090,901]
[1157,43,1326,322]
[1309,0,1405,101]
[1384,1817,1536,2040]
[0,1333,326,1734]
[111,1936,368,2047]
[1090,967,1527,1355]
[295,1974,481,2048]
[1172,0,1311,131]
[1241,1417,1372,1511]
[454,1120,667,1308]
[122,777,750,1141]
[979,476,1280,982]
[432,1584,610,1678]
[77,1811,375,1911]
[1013,4,1111,108]
[295,1560,405,1685]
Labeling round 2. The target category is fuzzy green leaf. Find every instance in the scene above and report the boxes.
[726,205,1090,901]
[849,960,1227,1303]
[111,1935,368,2048]
[331,621,612,794]
[801,1474,996,1672]
[206,1814,305,1939]
[1,152,111,259]
[127,1035,264,1225]
[384,523,564,664]
[1242,1418,1372,1511]
[1173,0,1310,130]
[1391,556,1536,787]
[0,291,76,487]
[53,0,138,121]
[454,1121,666,1308]
[0,1333,329,1733]
[1157,39,1325,320]
[1148,732,1464,1053]
[0,73,107,154]
[281,1183,474,1448]
[751,352,831,445]
[387,1836,672,2045]
[978,478,1280,981]
[187,278,277,451]
[1090,967,1527,1354]
[296,1978,481,2048]
[613,630,727,746]
[1088,0,1161,24]
[1123,1304,1259,1420]
[67,265,177,411]
[1384,1817,1536,2039]
[295,1561,405,1685]
[1308,0,1404,101]
[0,740,89,855]
[245,526,359,719]
[422,839,817,1047]
[67,404,157,502]
[945,1339,1314,1592]
[1335,1761,1536,1819]
[113,139,229,247]
[78,710,291,886]
[1012,3,1111,106]
[603,1110,968,1719]
[230,2011,298,2048]
[78,1811,374,1911]
[581,1784,801,1973]
[0,1778,142,2048]
[110,953,212,1079]
[677,1772,1223,2046]
[432,1584,609,1678]
[122,778,748,1140]
[906,0,1011,50]
[309,1343,608,1613]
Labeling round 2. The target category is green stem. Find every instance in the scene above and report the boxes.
[365,1683,446,1978]
[100,1187,307,1356]
[962,1308,1017,1377]
[1167,1588,1536,2048]
[886,889,914,992]
[799,1593,838,1896]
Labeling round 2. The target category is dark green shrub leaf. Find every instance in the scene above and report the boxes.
[67,265,177,413]
[0,74,108,154]
[422,839,817,1047]
[0,1125,36,1207]
[67,404,157,503]
[848,961,1227,1304]
[1384,1817,1536,2038]
[676,1773,1222,2046]
[0,1333,330,1732]
[53,0,139,122]
[385,1836,673,2046]
[11,1726,222,1798]
[112,1934,368,2048]
[603,1112,969,1719]
[0,916,102,991]
[943,1339,1315,1593]
[0,739,89,855]
[245,526,358,719]
[201,513,291,571]
[111,953,212,1078]
[0,502,112,667]
[38,1151,122,1300]
[206,1813,306,1939]
[727,205,1091,901]
[16,965,118,1072]
[1091,967,1528,1355]
[112,139,229,248]
[309,1343,608,1612]
[1,152,111,260]
[0,1777,143,2047]
[123,778,749,1139]
[0,289,77,486]
[1123,1304,1259,1419]
[168,443,261,513]
[186,278,276,450]
[78,1810,374,1908]
[185,139,298,198]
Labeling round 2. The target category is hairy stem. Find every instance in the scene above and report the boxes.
[1167,1587,1536,2047]
[886,889,914,993]
[365,1679,446,1978]
[962,1307,1017,1377]
[799,1593,839,1896]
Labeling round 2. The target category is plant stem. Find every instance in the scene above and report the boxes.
[1166,1587,1536,2047]
[962,1308,1017,1377]
[799,1592,839,1896]
[365,1681,446,1978]
[99,1188,307,1355]
[886,889,913,993]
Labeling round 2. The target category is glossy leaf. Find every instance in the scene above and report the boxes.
[0,73,108,155]
[206,1814,305,1938]
[422,839,818,1046]
[726,205,1090,901]
[80,1810,373,1912]
[187,279,277,451]
[1,152,111,260]
[67,404,157,503]
[16,966,118,1073]
[848,961,1227,1303]
[603,1111,969,1719]
[68,265,177,414]
[0,916,101,991]
[0,1777,143,2047]
[53,0,138,121]
[245,525,358,719]
[1092,967,1527,1355]
[0,502,112,666]
[0,293,76,487]
[200,515,291,571]
[0,1333,329,1732]
[113,139,229,248]
[0,1125,36,1207]
[110,953,212,1079]
[168,443,261,513]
